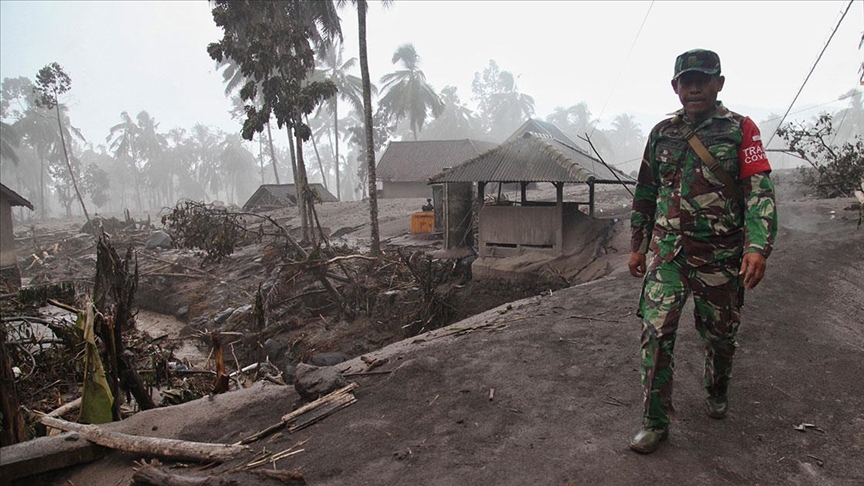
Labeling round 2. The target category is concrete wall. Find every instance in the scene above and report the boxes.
[381,182,434,199]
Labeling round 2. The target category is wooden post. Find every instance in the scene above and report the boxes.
[520,182,527,205]
[588,181,595,217]
[555,182,564,253]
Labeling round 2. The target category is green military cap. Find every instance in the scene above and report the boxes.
[673,49,721,80]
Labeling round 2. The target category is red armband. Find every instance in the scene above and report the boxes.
[738,117,772,179]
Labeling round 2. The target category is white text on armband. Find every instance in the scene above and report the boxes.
[742,145,766,164]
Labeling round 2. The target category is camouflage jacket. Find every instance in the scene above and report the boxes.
[630,102,778,266]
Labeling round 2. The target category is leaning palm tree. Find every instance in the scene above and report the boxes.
[378,43,443,141]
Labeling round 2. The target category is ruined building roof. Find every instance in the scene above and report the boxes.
[0,183,34,210]
[376,139,499,182]
[430,133,636,185]
[242,183,338,210]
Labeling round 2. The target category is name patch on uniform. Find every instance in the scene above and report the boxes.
[742,145,766,164]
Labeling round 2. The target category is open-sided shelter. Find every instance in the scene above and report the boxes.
[430,132,635,258]
[0,183,34,290]
[376,139,498,199]
[243,183,338,211]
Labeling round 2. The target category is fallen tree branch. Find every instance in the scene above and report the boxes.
[40,415,247,463]
[46,397,82,418]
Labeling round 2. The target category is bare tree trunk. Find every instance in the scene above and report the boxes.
[287,127,308,242]
[258,134,265,184]
[53,102,90,223]
[266,121,280,184]
[334,98,341,200]
[357,0,381,256]
[304,114,329,191]
[295,130,314,245]
[38,150,46,219]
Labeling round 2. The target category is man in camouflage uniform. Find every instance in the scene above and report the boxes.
[628,49,778,454]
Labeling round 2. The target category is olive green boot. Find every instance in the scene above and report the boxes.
[629,427,668,454]
[705,395,728,419]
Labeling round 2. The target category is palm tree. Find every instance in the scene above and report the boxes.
[134,111,170,207]
[486,71,534,139]
[378,43,443,141]
[219,59,282,184]
[336,0,392,254]
[831,89,863,146]
[317,41,369,199]
[107,111,144,210]
[609,113,645,173]
[545,102,593,149]
[16,103,81,218]
[420,86,480,140]
[218,133,256,204]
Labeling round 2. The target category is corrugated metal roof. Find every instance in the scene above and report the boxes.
[430,133,636,184]
[505,118,580,147]
[376,139,499,182]
[243,183,338,210]
[0,183,34,210]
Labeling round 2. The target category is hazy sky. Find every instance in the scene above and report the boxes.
[1,0,861,148]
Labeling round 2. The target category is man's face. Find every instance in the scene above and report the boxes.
[671,71,725,121]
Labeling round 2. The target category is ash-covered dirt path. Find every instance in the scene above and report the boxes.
[42,189,864,486]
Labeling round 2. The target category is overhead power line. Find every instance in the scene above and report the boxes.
[589,1,654,137]
[765,0,856,147]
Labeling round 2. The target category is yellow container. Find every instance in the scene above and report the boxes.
[411,211,435,234]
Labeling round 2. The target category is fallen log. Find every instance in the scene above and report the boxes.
[40,415,247,463]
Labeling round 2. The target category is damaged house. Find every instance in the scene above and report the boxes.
[430,132,635,278]
[243,183,338,211]
[0,183,34,291]
[376,139,498,199]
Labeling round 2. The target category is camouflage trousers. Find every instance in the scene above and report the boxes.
[638,253,741,430]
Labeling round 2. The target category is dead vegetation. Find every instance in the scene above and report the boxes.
[2,199,566,460]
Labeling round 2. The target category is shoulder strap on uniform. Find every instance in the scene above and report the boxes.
[684,134,743,201]
[672,118,744,201]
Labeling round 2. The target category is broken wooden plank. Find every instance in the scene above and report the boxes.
[287,392,356,433]
[40,415,247,463]
[281,382,357,423]
[237,383,358,446]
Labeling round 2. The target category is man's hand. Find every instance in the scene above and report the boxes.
[629,252,646,278]
[739,253,767,289]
